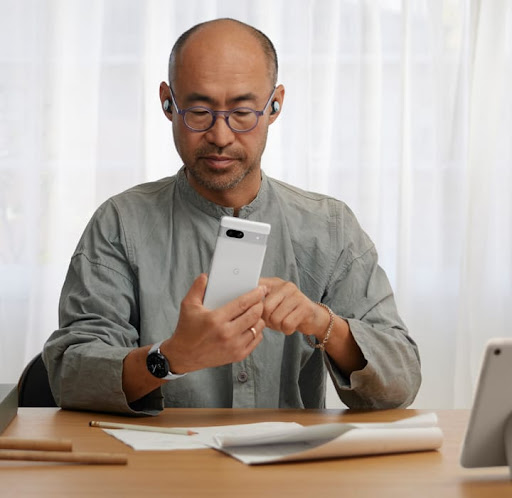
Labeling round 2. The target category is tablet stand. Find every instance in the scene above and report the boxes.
[505,414,512,478]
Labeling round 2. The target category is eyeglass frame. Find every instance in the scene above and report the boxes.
[169,86,277,133]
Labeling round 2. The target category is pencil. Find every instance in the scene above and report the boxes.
[89,420,197,435]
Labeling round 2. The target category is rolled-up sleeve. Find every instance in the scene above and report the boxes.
[323,205,421,409]
[43,200,162,415]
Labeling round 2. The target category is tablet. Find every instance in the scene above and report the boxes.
[0,384,18,435]
[460,337,512,468]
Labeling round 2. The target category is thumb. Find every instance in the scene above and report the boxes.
[183,273,208,305]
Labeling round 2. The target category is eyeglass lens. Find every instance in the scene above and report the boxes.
[184,108,259,132]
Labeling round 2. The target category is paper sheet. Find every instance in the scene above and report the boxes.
[217,426,443,465]
[212,413,443,465]
[104,413,443,465]
[104,421,301,451]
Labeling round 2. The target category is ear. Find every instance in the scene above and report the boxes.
[159,81,173,122]
[269,84,285,124]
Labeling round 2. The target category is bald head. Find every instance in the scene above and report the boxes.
[168,18,278,88]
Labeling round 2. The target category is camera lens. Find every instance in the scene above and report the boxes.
[226,229,244,239]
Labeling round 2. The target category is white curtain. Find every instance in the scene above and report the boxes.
[0,0,510,409]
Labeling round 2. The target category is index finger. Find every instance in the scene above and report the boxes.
[218,285,268,321]
[258,277,279,291]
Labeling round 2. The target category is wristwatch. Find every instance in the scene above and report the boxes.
[146,341,186,380]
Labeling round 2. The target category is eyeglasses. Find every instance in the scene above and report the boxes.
[170,87,276,133]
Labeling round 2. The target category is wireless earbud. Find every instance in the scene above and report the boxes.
[271,101,280,115]
[163,99,171,112]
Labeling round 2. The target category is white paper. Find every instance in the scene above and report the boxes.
[217,426,443,465]
[213,413,439,448]
[104,421,301,451]
[103,413,443,465]
[212,413,443,465]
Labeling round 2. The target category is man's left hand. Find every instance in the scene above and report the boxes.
[259,277,330,340]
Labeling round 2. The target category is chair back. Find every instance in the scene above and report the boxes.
[17,353,57,407]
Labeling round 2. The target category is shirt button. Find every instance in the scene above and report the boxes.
[237,371,248,383]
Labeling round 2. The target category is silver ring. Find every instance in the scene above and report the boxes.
[250,327,257,340]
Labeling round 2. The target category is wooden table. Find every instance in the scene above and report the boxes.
[1,408,511,497]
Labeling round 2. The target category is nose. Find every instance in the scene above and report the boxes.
[204,115,235,148]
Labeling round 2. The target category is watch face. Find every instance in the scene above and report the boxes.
[146,352,169,379]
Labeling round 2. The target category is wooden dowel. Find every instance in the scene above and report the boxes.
[0,438,72,452]
[0,449,128,465]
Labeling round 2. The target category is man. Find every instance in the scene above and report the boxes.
[43,18,421,415]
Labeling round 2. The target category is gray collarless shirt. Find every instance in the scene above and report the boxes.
[43,168,421,415]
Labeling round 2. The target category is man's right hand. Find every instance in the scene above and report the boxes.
[162,273,267,373]
[122,274,266,403]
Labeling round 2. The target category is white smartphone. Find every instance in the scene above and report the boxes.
[460,338,512,468]
[203,216,271,310]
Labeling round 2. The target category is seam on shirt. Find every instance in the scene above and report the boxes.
[110,198,135,269]
[271,180,377,299]
[320,198,375,295]
[328,243,376,291]
[298,197,340,295]
[271,181,340,292]
[325,200,376,292]
[108,176,178,270]
[325,198,340,292]
[271,177,334,202]
[72,251,136,285]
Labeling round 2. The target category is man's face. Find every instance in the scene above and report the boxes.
[166,25,282,203]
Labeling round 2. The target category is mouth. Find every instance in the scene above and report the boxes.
[201,155,238,169]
